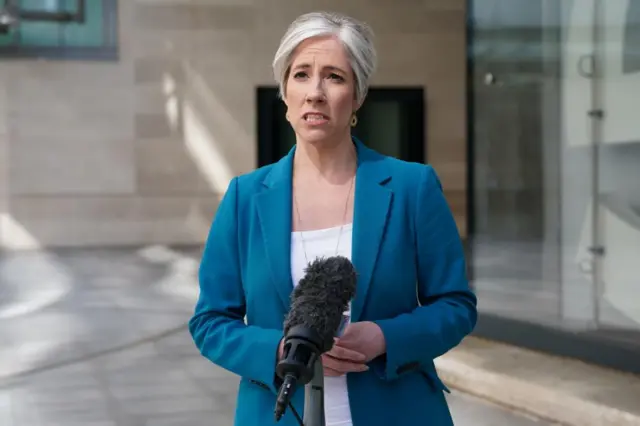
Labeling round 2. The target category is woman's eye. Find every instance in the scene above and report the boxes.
[293,71,307,79]
[329,73,344,81]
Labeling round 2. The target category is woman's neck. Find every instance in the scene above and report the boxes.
[293,136,357,184]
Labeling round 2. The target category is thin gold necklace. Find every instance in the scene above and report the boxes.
[293,174,355,265]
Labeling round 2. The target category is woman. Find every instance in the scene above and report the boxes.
[189,11,477,426]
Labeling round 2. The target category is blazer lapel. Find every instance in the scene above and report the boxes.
[350,139,393,323]
[254,139,393,319]
[255,150,295,311]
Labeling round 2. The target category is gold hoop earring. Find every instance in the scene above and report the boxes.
[350,114,358,127]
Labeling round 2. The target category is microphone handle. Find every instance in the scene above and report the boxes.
[303,358,326,426]
[275,373,298,421]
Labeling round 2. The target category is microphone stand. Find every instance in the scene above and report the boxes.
[303,358,325,426]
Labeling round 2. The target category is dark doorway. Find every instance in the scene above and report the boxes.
[257,86,426,167]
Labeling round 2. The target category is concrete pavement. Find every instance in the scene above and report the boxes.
[1,328,550,426]
[1,246,634,425]
[0,246,200,380]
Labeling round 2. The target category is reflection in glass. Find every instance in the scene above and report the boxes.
[469,0,562,326]
[0,0,109,51]
[469,0,640,348]
[623,0,640,73]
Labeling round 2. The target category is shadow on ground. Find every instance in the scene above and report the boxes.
[0,246,203,380]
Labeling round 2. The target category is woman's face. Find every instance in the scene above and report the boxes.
[283,36,359,146]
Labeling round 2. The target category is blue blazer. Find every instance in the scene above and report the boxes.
[189,138,477,426]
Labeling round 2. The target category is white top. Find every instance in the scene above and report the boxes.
[291,223,354,426]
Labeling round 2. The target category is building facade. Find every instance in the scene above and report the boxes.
[467,0,640,373]
[0,1,637,372]
[0,0,467,249]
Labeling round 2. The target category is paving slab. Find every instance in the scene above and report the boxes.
[435,336,640,426]
[0,246,554,425]
[0,328,552,426]
[0,246,201,380]
[3,246,632,425]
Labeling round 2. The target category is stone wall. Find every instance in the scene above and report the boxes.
[0,0,467,249]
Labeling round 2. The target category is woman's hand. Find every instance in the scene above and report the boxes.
[279,335,367,377]
[277,321,385,377]
[322,344,368,377]
[333,321,386,362]
[278,338,285,361]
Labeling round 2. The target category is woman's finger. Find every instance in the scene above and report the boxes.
[324,366,343,377]
[326,344,366,362]
[322,354,369,374]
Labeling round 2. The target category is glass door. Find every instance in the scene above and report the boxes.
[469,0,565,325]
[559,0,602,330]
[589,0,640,340]
[470,0,640,361]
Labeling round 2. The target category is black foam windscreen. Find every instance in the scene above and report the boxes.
[283,256,357,344]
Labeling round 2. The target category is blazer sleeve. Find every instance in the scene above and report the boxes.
[188,177,283,393]
[372,165,478,381]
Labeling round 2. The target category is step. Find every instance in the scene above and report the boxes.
[435,336,640,426]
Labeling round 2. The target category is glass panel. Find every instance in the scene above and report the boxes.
[63,0,104,47]
[470,0,640,350]
[19,21,61,46]
[20,1,63,47]
[622,0,640,73]
[21,0,60,11]
[0,30,17,46]
[558,0,599,329]
[5,0,105,48]
[469,0,564,325]
[593,0,640,339]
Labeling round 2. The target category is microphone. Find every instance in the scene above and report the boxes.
[274,255,357,423]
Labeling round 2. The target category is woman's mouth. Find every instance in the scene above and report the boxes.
[303,113,329,123]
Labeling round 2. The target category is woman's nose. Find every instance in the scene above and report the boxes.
[306,81,326,103]
[306,91,326,104]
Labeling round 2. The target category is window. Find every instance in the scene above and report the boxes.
[256,86,426,167]
[0,0,118,60]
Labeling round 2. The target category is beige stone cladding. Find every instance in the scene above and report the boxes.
[0,0,467,249]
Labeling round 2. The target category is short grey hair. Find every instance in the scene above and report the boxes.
[272,11,377,106]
